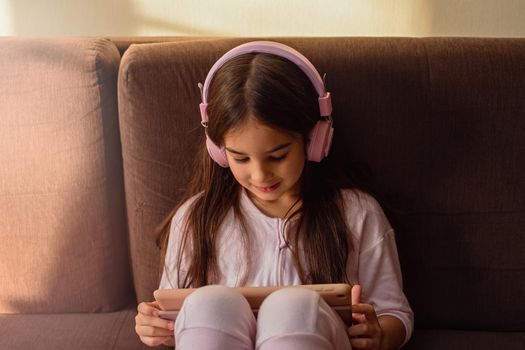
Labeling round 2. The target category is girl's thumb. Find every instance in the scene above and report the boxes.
[351,284,362,305]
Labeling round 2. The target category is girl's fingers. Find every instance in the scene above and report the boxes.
[162,336,176,347]
[139,336,173,347]
[350,337,379,349]
[136,324,174,337]
[136,313,175,330]
[351,303,379,323]
[348,322,376,337]
[352,313,366,325]
[137,301,161,316]
[136,301,175,330]
[347,301,382,350]
[348,323,381,350]
[136,301,177,347]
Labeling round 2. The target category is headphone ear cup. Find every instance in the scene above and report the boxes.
[206,135,229,167]
[307,120,334,162]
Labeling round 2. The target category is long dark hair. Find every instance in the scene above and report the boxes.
[158,51,354,287]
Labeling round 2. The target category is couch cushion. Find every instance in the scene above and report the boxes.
[0,309,148,350]
[108,36,215,56]
[118,37,525,333]
[0,38,133,313]
[354,38,525,330]
[403,329,525,349]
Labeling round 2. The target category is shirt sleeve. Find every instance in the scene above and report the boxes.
[344,191,414,347]
[359,229,414,347]
[159,196,196,289]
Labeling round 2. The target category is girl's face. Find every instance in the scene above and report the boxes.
[223,115,305,217]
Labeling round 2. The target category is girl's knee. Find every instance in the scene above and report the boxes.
[183,285,251,319]
[176,286,256,348]
[261,287,319,313]
[256,287,350,349]
[258,287,320,332]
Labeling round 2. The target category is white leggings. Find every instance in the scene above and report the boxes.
[175,285,352,350]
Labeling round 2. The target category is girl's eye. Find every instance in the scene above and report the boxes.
[269,154,287,161]
[232,153,287,163]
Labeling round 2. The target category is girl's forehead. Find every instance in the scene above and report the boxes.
[227,114,272,133]
[224,116,302,151]
[226,118,283,141]
[226,115,296,139]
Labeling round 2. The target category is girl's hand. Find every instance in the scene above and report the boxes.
[347,285,383,350]
[135,301,176,347]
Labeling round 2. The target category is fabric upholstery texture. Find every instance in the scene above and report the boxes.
[0,37,133,313]
[0,309,147,350]
[403,329,525,349]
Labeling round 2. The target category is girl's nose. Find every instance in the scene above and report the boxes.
[251,162,271,182]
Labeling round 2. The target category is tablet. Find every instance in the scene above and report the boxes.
[154,283,352,324]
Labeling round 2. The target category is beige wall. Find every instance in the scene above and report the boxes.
[1,0,524,37]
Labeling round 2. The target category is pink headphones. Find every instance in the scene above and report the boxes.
[199,41,334,168]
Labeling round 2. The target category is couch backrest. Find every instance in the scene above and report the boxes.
[0,38,133,313]
[118,37,525,330]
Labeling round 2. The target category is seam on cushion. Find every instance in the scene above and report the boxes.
[392,209,525,216]
[422,38,433,122]
[109,310,131,350]
[92,37,133,312]
[120,44,140,89]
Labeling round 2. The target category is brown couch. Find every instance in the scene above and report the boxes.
[1,36,524,349]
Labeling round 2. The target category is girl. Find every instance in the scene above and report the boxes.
[135,41,413,350]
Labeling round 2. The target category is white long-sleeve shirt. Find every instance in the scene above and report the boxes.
[160,189,414,344]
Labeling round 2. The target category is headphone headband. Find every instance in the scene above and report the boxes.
[200,41,332,124]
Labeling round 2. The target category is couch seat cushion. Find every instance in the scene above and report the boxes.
[404,329,525,349]
[0,308,150,350]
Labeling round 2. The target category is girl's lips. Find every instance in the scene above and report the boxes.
[254,182,280,193]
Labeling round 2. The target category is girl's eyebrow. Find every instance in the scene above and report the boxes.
[225,142,292,155]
